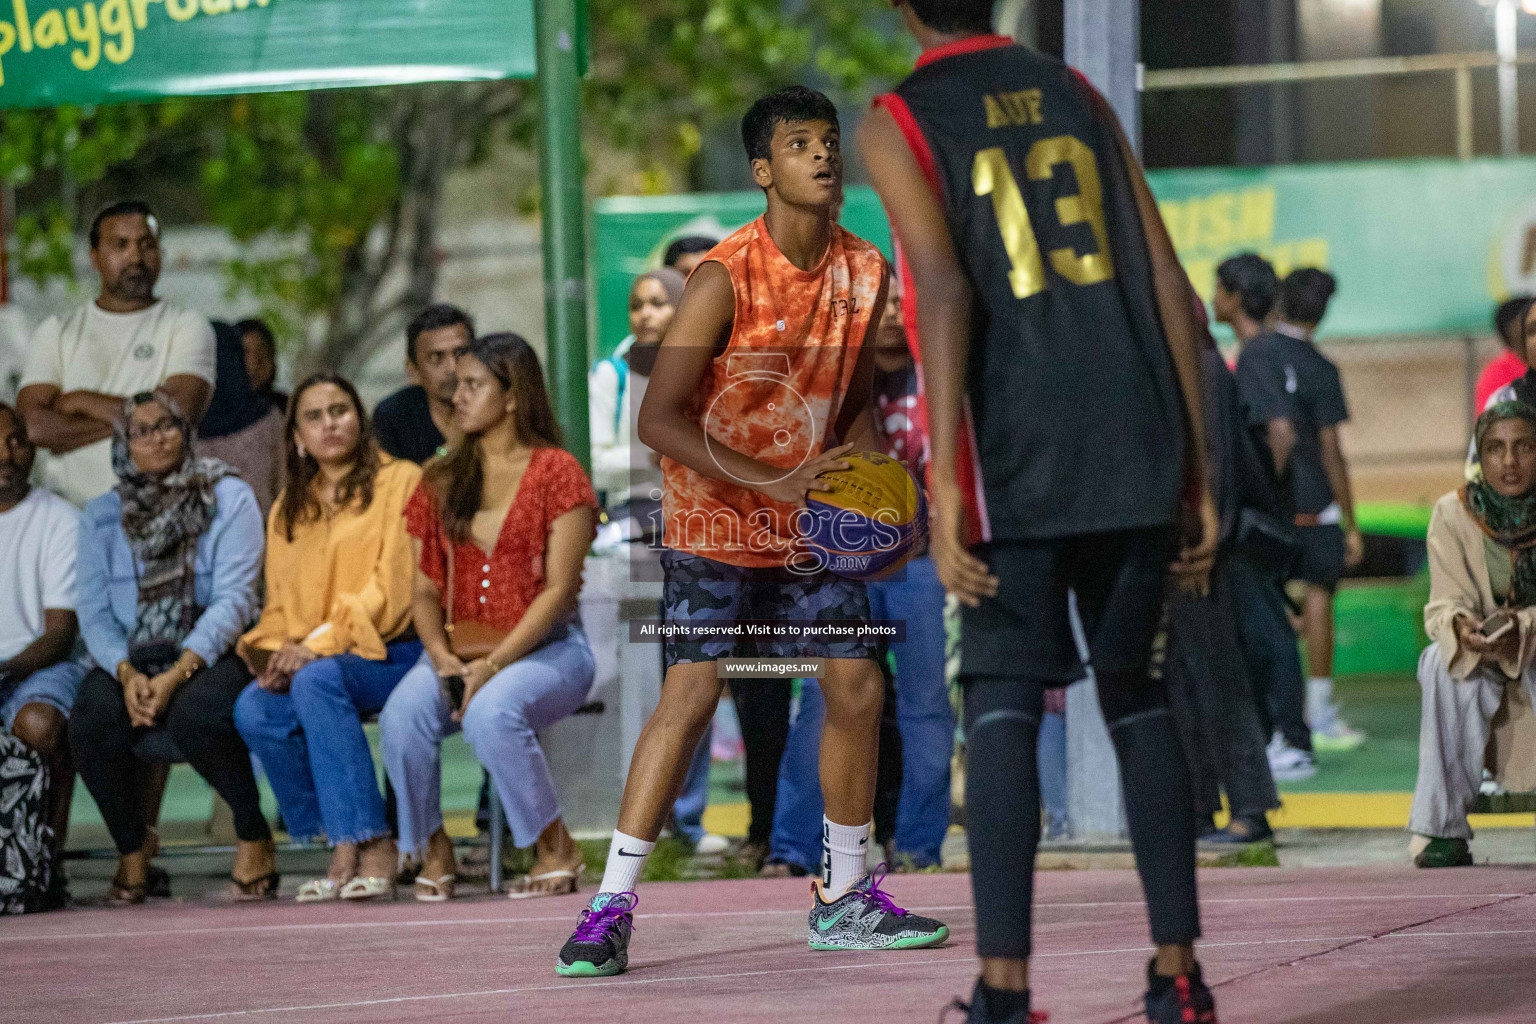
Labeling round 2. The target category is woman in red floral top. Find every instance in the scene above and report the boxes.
[379,333,597,901]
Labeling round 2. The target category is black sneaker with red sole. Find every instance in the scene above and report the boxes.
[1144,959,1217,1024]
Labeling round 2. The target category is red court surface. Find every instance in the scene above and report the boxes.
[7,865,1536,1024]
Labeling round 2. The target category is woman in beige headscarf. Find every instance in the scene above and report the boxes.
[1411,401,1536,867]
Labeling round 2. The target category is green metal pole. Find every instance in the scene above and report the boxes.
[536,0,590,471]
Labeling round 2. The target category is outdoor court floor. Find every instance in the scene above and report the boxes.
[8,865,1536,1024]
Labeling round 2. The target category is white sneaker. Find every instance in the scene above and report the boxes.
[1311,712,1366,752]
[694,833,730,856]
[1267,734,1317,781]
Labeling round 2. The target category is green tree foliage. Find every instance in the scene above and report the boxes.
[0,1,912,372]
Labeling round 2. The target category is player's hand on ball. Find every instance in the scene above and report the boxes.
[757,443,854,508]
[930,480,998,607]
[1169,486,1219,596]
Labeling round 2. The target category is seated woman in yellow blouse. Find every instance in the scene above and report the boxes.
[234,373,422,903]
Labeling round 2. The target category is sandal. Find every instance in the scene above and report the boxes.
[340,876,396,901]
[413,874,456,902]
[106,875,148,906]
[296,878,344,903]
[229,871,282,902]
[506,864,583,900]
[107,864,171,906]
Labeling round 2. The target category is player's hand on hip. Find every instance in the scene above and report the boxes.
[756,443,854,508]
[930,481,997,607]
[1169,487,1219,596]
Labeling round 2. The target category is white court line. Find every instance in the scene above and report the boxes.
[8,892,1527,944]
[97,927,1536,1024]
[1390,928,1536,938]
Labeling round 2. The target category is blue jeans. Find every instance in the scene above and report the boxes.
[1,660,87,729]
[1038,710,1068,834]
[866,555,953,865]
[234,640,422,845]
[769,679,825,872]
[672,726,712,846]
[380,629,593,853]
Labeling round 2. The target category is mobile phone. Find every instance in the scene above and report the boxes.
[1483,614,1516,643]
[443,675,466,712]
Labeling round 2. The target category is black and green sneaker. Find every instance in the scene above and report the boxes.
[556,892,637,977]
[807,867,949,951]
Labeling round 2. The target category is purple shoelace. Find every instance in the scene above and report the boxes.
[861,865,907,917]
[572,892,637,942]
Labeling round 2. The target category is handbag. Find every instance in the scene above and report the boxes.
[0,732,55,914]
[127,639,182,677]
[441,528,509,662]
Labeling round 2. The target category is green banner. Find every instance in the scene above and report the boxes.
[593,157,1536,356]
[1151,158,1536,339]
[0,0,536,109]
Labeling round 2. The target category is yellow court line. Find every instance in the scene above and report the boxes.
[1264,792,1533,830]
[707,795,1532,836]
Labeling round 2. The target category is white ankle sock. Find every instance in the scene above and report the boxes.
[821,817,871,896]
[1306,677,1334,726]
[599,831,654,894]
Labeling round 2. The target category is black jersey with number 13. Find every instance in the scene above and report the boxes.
[881,37,1183,542]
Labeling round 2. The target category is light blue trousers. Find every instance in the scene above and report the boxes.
[379,627,594,853]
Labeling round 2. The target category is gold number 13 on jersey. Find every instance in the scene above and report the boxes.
[972,135,1115,299]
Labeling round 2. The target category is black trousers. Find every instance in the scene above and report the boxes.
[1165,556,1282,824]
[1228,553,1312,753]
[873,652,903,848]
[71,654,272,855]
[729,678,792,847]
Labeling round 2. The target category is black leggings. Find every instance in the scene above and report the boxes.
[71,654,272,855]
[962,670,1199,960]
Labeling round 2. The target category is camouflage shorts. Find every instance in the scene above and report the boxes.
[660,548,876,668]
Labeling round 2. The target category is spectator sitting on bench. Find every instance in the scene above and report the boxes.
[1411,401,1536,867]
[0,402,85,909]
[70,391,271,903]
[380,333,597,901]
[234,373,423,903]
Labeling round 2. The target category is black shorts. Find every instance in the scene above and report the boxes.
[959,526,1174,683]
[660,549,878,669]
[1291,523,1345,590]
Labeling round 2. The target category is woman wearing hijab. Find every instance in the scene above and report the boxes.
[1411,401,1536,867]
[198,321,286,519]
[588,267,685,512]
[71,390,272,904]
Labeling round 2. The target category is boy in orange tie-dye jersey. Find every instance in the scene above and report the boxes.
[556,87,948,979]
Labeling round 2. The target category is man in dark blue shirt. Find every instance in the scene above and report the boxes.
[1236,268,1365,755]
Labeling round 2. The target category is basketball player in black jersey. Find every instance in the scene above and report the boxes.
[861,3,1220,1023]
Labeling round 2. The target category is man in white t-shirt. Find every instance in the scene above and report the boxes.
[17,201,215,507]
[0,402,85,902]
